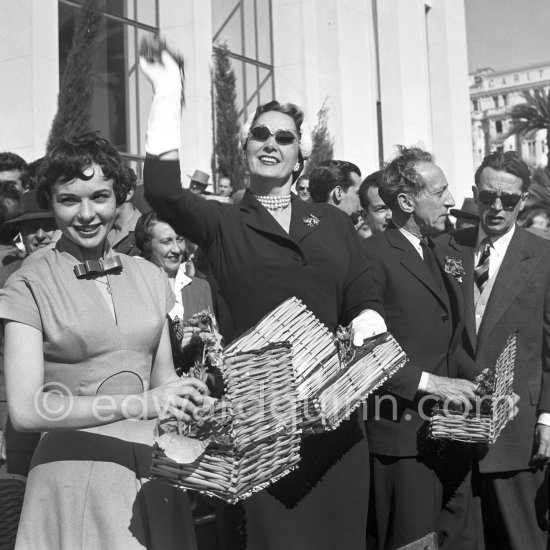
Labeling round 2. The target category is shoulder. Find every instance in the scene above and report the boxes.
[361,230,390,253]
[120,254,168,284]
[518,225,550,252]
[6,247,57,286]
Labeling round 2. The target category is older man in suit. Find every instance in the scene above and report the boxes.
[362,146,481,549]
[438,150,550,550]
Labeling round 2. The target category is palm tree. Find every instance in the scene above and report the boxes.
[507,87,550,168]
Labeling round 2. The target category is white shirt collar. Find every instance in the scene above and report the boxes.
[398,227,423,258]
[476,224,516,259]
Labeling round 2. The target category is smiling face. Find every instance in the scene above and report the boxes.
[474,166,527,238]
[21,218,58,254]
[50,164,117,257]
[245,111,300,188]
[409,162,455,236]
[148,221,184,277]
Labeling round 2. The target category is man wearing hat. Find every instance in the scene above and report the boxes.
[450,197,479,230]
[188,169,211,196]
[8,190,58,256]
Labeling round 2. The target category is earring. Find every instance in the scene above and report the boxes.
[293,161,301,172]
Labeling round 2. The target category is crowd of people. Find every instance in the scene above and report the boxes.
[0,39,548,550]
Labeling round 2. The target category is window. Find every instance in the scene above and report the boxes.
[212,0,274,122]
[58,0,159,175]
[495,120,503,134]
[472,99,479,111]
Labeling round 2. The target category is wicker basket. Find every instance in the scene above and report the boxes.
[226,297,407,432]
[151,343,301,503]
[430,332,517,444]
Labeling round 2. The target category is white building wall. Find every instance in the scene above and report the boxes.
[271,0,379,176]
[426,0,473,206]
[160,0,213,186]
[0,0,58,161]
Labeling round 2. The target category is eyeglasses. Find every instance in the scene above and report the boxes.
[477,190,524,210]
[249,125,298,146]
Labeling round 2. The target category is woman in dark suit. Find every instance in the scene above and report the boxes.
[140,41,381,550]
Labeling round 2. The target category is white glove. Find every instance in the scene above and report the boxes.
[140,49,184,156]
[350,309,387,346]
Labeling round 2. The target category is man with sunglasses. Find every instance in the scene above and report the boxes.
[439,150,550,549]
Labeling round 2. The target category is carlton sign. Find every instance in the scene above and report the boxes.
[482,65,550,92]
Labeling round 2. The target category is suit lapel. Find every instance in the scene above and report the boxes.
[447,228,478,352]
[239,192,322,247]
[478,228,541,344]
[289,195,323,243]
[239,191,297,244]
[386,228,450,311]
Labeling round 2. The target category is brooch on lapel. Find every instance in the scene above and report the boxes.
[303,214,320,228]
[444,256,465,283]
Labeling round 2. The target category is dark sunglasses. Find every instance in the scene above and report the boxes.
[478,190,524,210]
[249,125,298,146]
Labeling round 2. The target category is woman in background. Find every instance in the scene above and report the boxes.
[135,210,214,375]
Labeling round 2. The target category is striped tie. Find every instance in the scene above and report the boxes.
[475,239,491,292]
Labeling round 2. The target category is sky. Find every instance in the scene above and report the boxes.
[465,0,550,73]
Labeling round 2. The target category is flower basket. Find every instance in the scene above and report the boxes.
[430,332,517,444]
[225,297,407,433]
[150,343,301,503]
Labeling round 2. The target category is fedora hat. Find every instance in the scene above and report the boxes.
[450,197,479,221]
[7,190,54,224]
[188,169,210,187]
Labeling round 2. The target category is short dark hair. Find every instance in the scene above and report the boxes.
[36,133,126,210]
[359,170,383,211]
[134,210,160,259]
[309,160,361,203]
[0,152,29,189]
[121,165,138,197]
[474,150,531,191]
[380,146,433,209]
[0,190,21,243]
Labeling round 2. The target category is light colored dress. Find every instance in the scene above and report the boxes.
[0,236,193,550]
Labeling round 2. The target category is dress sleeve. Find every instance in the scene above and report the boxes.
[0,277,42,331]
[143,156,224,250]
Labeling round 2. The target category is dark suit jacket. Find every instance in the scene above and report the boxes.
[180,275,213,322]
[439,225,550,472]
[144,158,370,339]
[363,226,478,457]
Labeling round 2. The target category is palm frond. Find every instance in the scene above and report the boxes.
[506,87,550,138]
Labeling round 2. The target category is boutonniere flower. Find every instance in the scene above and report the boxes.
[444,256,465,283]
[303,214,320,228]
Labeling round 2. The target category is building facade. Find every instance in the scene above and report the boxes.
[1,0,472,201]
[470,62,550,169]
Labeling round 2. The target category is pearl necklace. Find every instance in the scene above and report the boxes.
[253,194,292,211]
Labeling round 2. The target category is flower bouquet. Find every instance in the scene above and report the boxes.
[430,332,517,444]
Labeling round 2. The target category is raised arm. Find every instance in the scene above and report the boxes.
[140,40,224,249]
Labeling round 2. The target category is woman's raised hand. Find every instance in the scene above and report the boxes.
[139,36,184,157]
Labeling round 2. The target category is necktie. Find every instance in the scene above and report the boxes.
[420,236,443,289]
[474,239,491,292]
[73,256,123,278]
